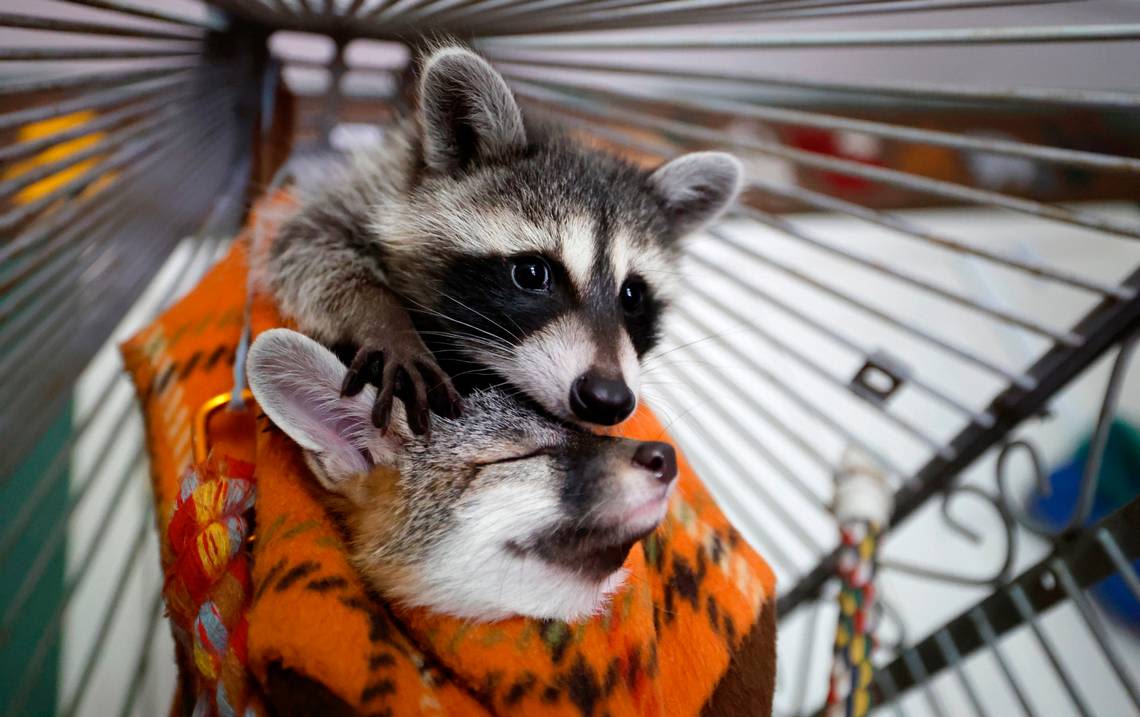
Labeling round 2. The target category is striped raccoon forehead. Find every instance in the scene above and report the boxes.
[383,137,682,287]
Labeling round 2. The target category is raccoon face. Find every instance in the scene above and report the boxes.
[247,329,680,621]
[379,47,743,428]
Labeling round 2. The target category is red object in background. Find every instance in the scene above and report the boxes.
[786,127,880,193]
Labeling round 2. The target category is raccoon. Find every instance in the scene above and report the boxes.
[247,328,680,621]
[267,44,743,435]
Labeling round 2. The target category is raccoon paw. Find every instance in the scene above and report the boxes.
[340,344,461,436]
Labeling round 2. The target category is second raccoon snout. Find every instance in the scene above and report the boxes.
[631,441,677,485]
[570,370,637,425]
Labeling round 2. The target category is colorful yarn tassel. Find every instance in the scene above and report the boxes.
[827,448,893,717]
[166,455,264,717]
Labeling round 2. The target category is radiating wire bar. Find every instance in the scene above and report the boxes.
[0,105,227,315]
[373,0,441,23]
[1,483,150,717]
[562,114,1132,304]
[655,336,833,509]
[419,0,541,25]
[0,113,229,413]
[966,607,1034,716]
[0,110,202,279]
[0,69,198,132]
[483,23,1140,50]
[509,80,1140,241]
[688,0,1086,23]
[0,180,220,475]
[1007,584,1094,717]
[648,382,809,573]
[901,647,948,717]
[1,209,139,328]
[557,119,1000,428]
[656,328,834,478]
[0,66,199,99]
[672,302,907,476]
[653,330,836,474]
[741,178,1134,300]
[652,358,830,554]
[0,112,171,204]
[487,55,1140,109]
[0,106,194,234]
[464,0,811,33]
[736,206,1082,347]
[358,0,406,18]
[684,250,994,427]
[1050,559,1140,709]
[1096,529,1140,600]
[521,110,1040,392]
[933,629,989,717]
[515,72,1140,174]
[0,127,233,455]
[0,79,231,239]
[115,590,165,717]
[58,507,156,717]
[707,226,1036,390]
[0,86,190,165]
[872,667,906,717]
[484,0,1017,27]
[1065,334,1140,531]
[256,0,300,17]
[53,0,225,30]
[0,389,132,559]
[786,600,825,716]
[476,0,1090,37]
[0,422,142,646]
[399,0,482,24]
[2,202,199,412]
[0,10,201,41]
[1,185,234,550]
[345,0,371,16]
[702,79,1130,172]
[680,279,953,457]
[0,47,200,62]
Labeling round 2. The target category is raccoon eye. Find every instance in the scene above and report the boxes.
[511,256,551,292]
[620,279,647,316]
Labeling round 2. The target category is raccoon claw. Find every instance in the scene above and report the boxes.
[341,349,382,398]
[342,345,461,436]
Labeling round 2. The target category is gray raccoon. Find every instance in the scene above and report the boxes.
[267,45,743,434]
[247,329,680,621]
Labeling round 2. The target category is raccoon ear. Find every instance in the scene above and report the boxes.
[247,329,403,494]
[418,46,526,173]
[649,151,744,238]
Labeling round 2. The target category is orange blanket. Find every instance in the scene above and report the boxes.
[122,195,777,717]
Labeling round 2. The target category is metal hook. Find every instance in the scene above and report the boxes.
[995,438,1059,538]
[880,485,1015,587]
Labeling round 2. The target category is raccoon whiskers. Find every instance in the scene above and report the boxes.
[418,331,515,359]
[642,357,736,376]
[404,297,514,348]
[438,291,523,343]
[653,391,731,442]
[642,330,744,372]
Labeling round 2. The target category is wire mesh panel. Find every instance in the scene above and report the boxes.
[2,0,1139,715]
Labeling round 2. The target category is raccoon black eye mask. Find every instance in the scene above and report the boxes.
[247,328,681,621]
[265,43,743,436]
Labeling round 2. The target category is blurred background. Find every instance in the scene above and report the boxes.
[1,1,1139,715]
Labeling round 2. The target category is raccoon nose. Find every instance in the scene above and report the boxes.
[570,372,636,425]
[632,442,677,485]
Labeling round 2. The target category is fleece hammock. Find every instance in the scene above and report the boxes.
[121,191,777,717]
